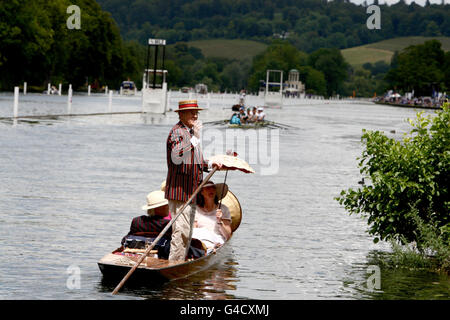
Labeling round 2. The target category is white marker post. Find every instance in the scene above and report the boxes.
[13,86,19,118]
[108,90,113,113]
[47,83,51,95]
[23,82,27,95]
[58,83,62,96]
[67,84,73,114]
[88,84,91,96]
[105,86,108,96]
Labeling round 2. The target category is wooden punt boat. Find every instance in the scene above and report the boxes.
[97,190,242,284]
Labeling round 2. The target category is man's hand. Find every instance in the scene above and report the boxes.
[193,120,203,138]
[212,161,223,170]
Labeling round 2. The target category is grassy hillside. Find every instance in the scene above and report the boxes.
[182,39,268,61]
[342,36,450,68]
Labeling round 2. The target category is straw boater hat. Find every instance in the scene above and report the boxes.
[175,100,203,112]
[142,190,169,212]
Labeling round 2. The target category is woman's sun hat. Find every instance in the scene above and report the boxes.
[142,190,169,211]
[201,180,229,200]
[174,100,204,112]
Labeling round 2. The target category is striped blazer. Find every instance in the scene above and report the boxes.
[165,121,209,202]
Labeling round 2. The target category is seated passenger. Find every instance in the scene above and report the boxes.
[122,190,205,259]
[193,181,232,251]
[238,107,248,124]
[249,107,258,122]
[121,190,172,251]
[127,190,171,237]
[230,112,241,125]
[256,107,266,122]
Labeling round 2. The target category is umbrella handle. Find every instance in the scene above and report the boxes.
[218,169,229,209]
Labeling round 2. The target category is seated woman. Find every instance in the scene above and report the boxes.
[192,181,232,252]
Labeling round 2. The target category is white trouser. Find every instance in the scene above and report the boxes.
[168,200,196,261]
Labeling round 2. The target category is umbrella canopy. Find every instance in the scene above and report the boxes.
[208,154,255,174]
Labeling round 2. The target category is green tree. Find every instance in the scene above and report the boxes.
[308,48,349,97]
[386,40,445,96]
[336,105,449,252]
[248,40,308,91]
[298,66,327,96]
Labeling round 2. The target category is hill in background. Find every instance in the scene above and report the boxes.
[342,36,450,67]
[96,0,450,54]
[181,39,268,62]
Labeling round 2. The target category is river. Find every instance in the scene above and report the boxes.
[0,93,448,300]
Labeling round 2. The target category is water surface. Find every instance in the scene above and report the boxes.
[0,93,448,299]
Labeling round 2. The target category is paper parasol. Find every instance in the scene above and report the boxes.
[208,154,255,174]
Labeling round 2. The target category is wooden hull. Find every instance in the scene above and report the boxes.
[98,191,241,286]
[98,241,232,284]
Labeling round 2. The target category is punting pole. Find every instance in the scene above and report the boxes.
[112,167,219,295]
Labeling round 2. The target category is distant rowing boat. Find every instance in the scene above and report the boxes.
[204,119,296,130]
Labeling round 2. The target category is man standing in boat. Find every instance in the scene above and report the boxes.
[166,100,222,261]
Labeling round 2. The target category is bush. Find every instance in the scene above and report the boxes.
[336,103,449,271]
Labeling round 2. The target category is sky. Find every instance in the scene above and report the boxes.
[348,0,449,5]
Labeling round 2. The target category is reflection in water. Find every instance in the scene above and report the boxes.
[342,250,450,300]
[97,257,241,300]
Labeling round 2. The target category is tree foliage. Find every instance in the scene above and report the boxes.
[0,0,136,90]
[336,104,449,251]
[386,40,448,95]
[97,0,450,52]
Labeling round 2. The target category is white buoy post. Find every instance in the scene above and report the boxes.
[47,83,51,95]
[23,82,27,95]
[67,84,73,114]
[58,83,62,96]
[108,90,113,113]
[88,84,91,96]
[13,86,19,118]
[120,86,123,95]
[105,86,108,95]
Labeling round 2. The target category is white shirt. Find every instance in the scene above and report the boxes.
[193,205,231,248]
